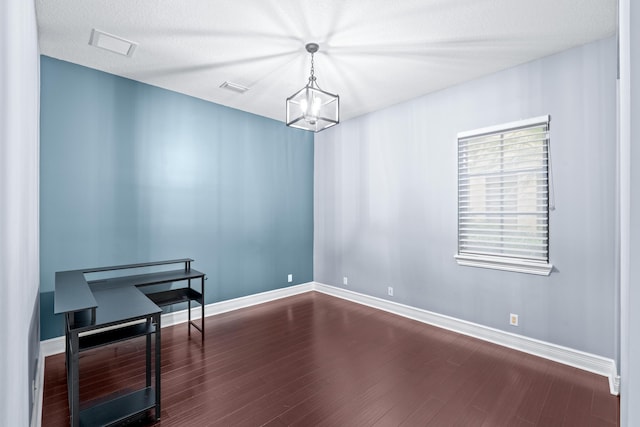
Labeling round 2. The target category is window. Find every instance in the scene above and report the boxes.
[455,116,553,275]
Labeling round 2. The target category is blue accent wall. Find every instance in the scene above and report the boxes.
[40,56,314,340]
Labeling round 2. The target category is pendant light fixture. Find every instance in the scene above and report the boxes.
[286,43,339,132]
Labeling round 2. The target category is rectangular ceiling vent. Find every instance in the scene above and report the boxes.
[220,81,250,94]
[89,29,137,57]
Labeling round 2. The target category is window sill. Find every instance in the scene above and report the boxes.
[454,254,553,276]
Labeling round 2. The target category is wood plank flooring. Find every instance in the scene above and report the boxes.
[42,292,619,426]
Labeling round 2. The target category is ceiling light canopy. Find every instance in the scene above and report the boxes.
[286,43,339,133]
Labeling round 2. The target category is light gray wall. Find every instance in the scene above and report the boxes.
[0,0,41,425]
[314,36,617,359]
[620,0,640,424]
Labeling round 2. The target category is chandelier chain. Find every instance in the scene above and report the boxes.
[309,52,316,83]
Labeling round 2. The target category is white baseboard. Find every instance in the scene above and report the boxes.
[203,282,314,318]
[31,348,45,427]
[40,335,65,358]
[313,282,620,396]
[38,280,619,397]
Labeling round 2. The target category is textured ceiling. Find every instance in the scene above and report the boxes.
[35,0,617,123]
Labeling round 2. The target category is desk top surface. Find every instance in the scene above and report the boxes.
[91,286,161,327]
[54,260,204,316]
[54,270,98,315]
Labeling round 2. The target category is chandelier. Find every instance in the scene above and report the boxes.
[286,43,339,132]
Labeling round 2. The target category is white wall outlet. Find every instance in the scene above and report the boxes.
[287,274,293,283]
[388,286,394,296]
[343,276,348,286]
[510,313,519,326]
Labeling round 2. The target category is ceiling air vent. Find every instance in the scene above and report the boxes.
[220,81,250,94]
[89,29,137,57]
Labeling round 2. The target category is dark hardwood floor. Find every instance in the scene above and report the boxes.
[42,292,619,426]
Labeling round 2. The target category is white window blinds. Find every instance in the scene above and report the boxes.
[455,116,553,275]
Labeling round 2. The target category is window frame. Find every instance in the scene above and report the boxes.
[454,115,553,276]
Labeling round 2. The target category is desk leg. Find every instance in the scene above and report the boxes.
[155,313,161,420]
[70,330,80,427]
[187,278,191,337]
[65,314,71,410]
[65,314,69,371]
[201,276,205,342]
[146,317,151,387]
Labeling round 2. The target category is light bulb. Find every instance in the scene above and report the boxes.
[310,96,321,116]
[301,92,321,125]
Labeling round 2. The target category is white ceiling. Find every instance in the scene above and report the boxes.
[35,0,617,124]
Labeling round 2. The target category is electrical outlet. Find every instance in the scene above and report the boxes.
[510,313,519,326]
[287,274,293,283]
[388,286,394,296]
[343,276,348,286]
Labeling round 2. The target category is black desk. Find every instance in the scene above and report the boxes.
[54,259,206,427]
